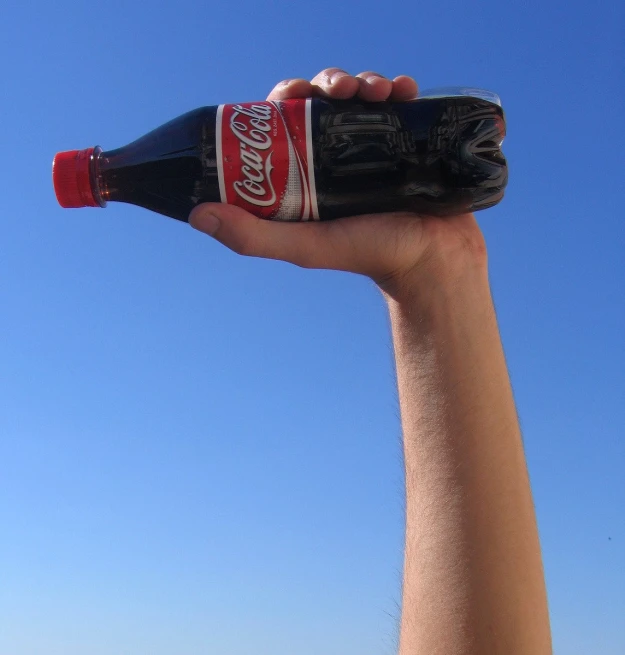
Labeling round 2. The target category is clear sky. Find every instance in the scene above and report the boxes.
[1,1,623,653]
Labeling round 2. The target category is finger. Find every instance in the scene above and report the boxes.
[355,71,393,102]
[310,67,360,99]
[189,203,334,269]
[267,78,314,101]
[389,75,419,101]
[189,202,363,272]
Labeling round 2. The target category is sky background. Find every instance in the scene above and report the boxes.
[0,0,623,653]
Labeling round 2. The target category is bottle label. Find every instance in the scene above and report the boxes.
[216,99,319,220]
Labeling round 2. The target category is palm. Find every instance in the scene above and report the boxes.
[189,68,486,291]
[318,209,483,287]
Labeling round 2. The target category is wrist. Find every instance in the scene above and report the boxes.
[380,241,489,309]
[376,214,489,304]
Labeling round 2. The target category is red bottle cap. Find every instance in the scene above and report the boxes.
[53,148,100,208]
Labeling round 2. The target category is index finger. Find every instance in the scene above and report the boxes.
[266,78,314,101]
[267,68,360,102]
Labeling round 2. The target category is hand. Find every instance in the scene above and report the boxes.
[189,68,487,297]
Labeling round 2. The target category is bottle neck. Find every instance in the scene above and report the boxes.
[89,146,107,207]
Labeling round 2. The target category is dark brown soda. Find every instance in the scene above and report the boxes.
[93,96,506,222]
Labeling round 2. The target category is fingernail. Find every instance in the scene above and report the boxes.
[189,206,221,236]
[330,70,349,84]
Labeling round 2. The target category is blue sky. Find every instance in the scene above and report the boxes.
[1,0,623,653]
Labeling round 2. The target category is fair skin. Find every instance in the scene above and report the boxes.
[189,68,552,655]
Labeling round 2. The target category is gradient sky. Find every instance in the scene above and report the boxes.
[1,1,623,653]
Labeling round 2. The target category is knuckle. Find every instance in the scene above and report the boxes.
[287,228,329,269]
[323,66,345,76]
[270,80,290,94]
[293,256,315,270]
[287,243,318,270]
[230,232,257,258]
[315,67,345,84]
[356,70,383,80]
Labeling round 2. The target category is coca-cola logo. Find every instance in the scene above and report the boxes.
[229,104,277,207]
[219,99,315,220]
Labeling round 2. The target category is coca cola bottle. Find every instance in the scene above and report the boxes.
[52,88,507,222]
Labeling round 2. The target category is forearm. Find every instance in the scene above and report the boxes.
[385,254,551,655]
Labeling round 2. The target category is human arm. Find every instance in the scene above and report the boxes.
[189,69,552,654]
[383,231,552,654]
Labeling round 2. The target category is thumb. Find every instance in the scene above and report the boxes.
[188,202,356,271]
